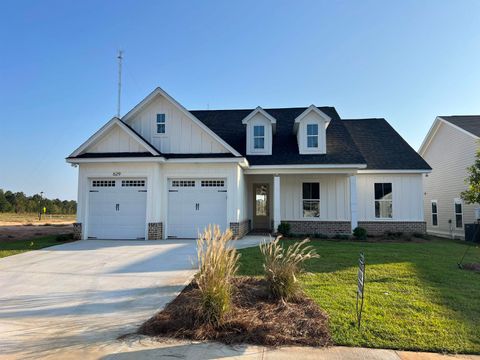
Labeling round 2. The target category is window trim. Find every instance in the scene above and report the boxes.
[431,200,438,227]
[253,125,265,150]
[302,182,320,219]
[374,183,393,219]
[155,113,166,135]
[454,198,463,229]
[306,123,319,149]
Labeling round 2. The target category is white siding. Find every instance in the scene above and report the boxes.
[422,121,478,238]
[87,124,147,153]
[126,94,229,154]
[245,113,273,155]
[356,174,424,221]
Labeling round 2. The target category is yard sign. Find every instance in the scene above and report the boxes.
[356,252,365,329]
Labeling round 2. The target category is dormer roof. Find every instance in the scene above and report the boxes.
[293,105,332,134]
[241,106,277,133]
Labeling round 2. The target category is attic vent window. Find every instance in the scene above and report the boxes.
[253,125,265,149]
[156,114,166,134]
[307,124,319,148]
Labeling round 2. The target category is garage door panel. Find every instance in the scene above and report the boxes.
[87,178,147,240]
[167,179,227,238]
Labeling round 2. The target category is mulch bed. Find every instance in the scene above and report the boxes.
[138,276,331,347]
[463,263,480,272]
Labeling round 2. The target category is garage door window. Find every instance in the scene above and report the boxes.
[172,180,195,187]
[201,180,225,187]
[122,180,145,187]
[92,180,115,187]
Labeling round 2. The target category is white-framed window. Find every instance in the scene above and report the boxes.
[156,113,166,134]
[172,180,195,187]
[92,180,115,187]
[253,125,265,149]
[374,183,392,218]
[121,180,145,187]
[431,200,438,226]
[302,182,320,218]
[307,124,319,148]
[201,180,225,187]
[454,198,463,229]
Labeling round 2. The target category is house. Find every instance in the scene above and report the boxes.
[419,115,480,239]
[67,87,430,240]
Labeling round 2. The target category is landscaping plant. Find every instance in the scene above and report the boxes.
[353,227,367,240]
[277,222,291,236]
[260,237,319,302]
[196,225,240,326]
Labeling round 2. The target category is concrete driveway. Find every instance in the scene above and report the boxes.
[0,237,266,359]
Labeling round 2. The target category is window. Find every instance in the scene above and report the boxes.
[255,184,268,216]
[454,199,463,228]
[374,183,392,218]
[431,200,438,226]
[201,180,225,187]
[253,125,265,149]
[156,113,166,134]
[307,124,319,148]
[122,180,145,187]
[92,180,115,187]
[172,180,195,187]
[302,182,320,218]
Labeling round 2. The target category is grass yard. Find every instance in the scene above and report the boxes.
[0,235,65,258]
[238,237,480,354]
[0,212,76,224]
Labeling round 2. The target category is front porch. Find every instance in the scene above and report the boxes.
[244,171,358,236]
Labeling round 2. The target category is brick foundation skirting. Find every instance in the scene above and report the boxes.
[285,220,351,236]
[73,223,82,240]
[229,220,250,239]
[357,221,426,236]
[148,222,163,240]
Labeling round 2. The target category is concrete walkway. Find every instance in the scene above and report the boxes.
[0,236,267,359]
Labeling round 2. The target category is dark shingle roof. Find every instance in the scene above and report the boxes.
[343,119,431,170]
[441,115,480,137]
[191,107,366,166]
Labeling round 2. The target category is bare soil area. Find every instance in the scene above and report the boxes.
[0,224,73,242]
[139,276,331,347]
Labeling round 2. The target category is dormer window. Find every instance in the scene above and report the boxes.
[156,114,166,134]
[253,125,265,149]
[307,124,319,148]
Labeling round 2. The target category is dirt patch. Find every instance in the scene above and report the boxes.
[463,263,480,272]
[0,224,73,242]
[139,277,331,347]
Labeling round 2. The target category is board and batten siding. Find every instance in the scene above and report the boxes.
[422,121,478,238]
[280,174,350,221]
[127,94,229,154]
[89,124,147,153]
[356,174,424,221]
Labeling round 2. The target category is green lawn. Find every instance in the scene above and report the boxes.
[238,238,480,354]
[0,235,64,258]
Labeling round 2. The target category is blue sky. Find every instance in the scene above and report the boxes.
[1,1,479,200]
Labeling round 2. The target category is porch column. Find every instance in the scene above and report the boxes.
[273,175,281,231]
[350,175,358,232]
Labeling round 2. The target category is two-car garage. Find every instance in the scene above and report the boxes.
[86,177,228,239]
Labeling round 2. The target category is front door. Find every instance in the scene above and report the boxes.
[253,183,270,230]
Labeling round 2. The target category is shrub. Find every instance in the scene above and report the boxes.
[196,225,240,326]
[313,233,329,239]
[413,232,427,239]
[277,222,291,236]
[353,227,367,240]
[260,237,319,302]
[333,234,350,240]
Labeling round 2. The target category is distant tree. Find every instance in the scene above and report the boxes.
[461,147,480,204]
[0,188,76,214]
[0,190,12,212]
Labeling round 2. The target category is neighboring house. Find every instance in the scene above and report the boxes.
[419,116,480,239]
[67,87,430,240]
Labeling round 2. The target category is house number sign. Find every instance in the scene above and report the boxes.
[113,172,121,176]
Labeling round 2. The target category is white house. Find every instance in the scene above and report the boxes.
[67,87,430,240]
[419,115,480,239]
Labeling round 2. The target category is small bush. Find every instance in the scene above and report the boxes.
[313,233,329,239]
[353,227,367,240]
[196,225,240,326]
[277,222,291,236]
[333,234,350,240]
[412,232,427,239]
[260,237,319,302]
[385,231,404,238]
[56,233,74,242]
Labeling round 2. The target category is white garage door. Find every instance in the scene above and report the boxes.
[88,178,147,239]
[167,179,227,238]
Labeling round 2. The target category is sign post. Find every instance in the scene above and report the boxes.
[356,252,365,330]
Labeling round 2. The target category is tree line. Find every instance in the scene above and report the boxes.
[0,189,77,214]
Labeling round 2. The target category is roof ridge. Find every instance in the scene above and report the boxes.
[189,106,336,112]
